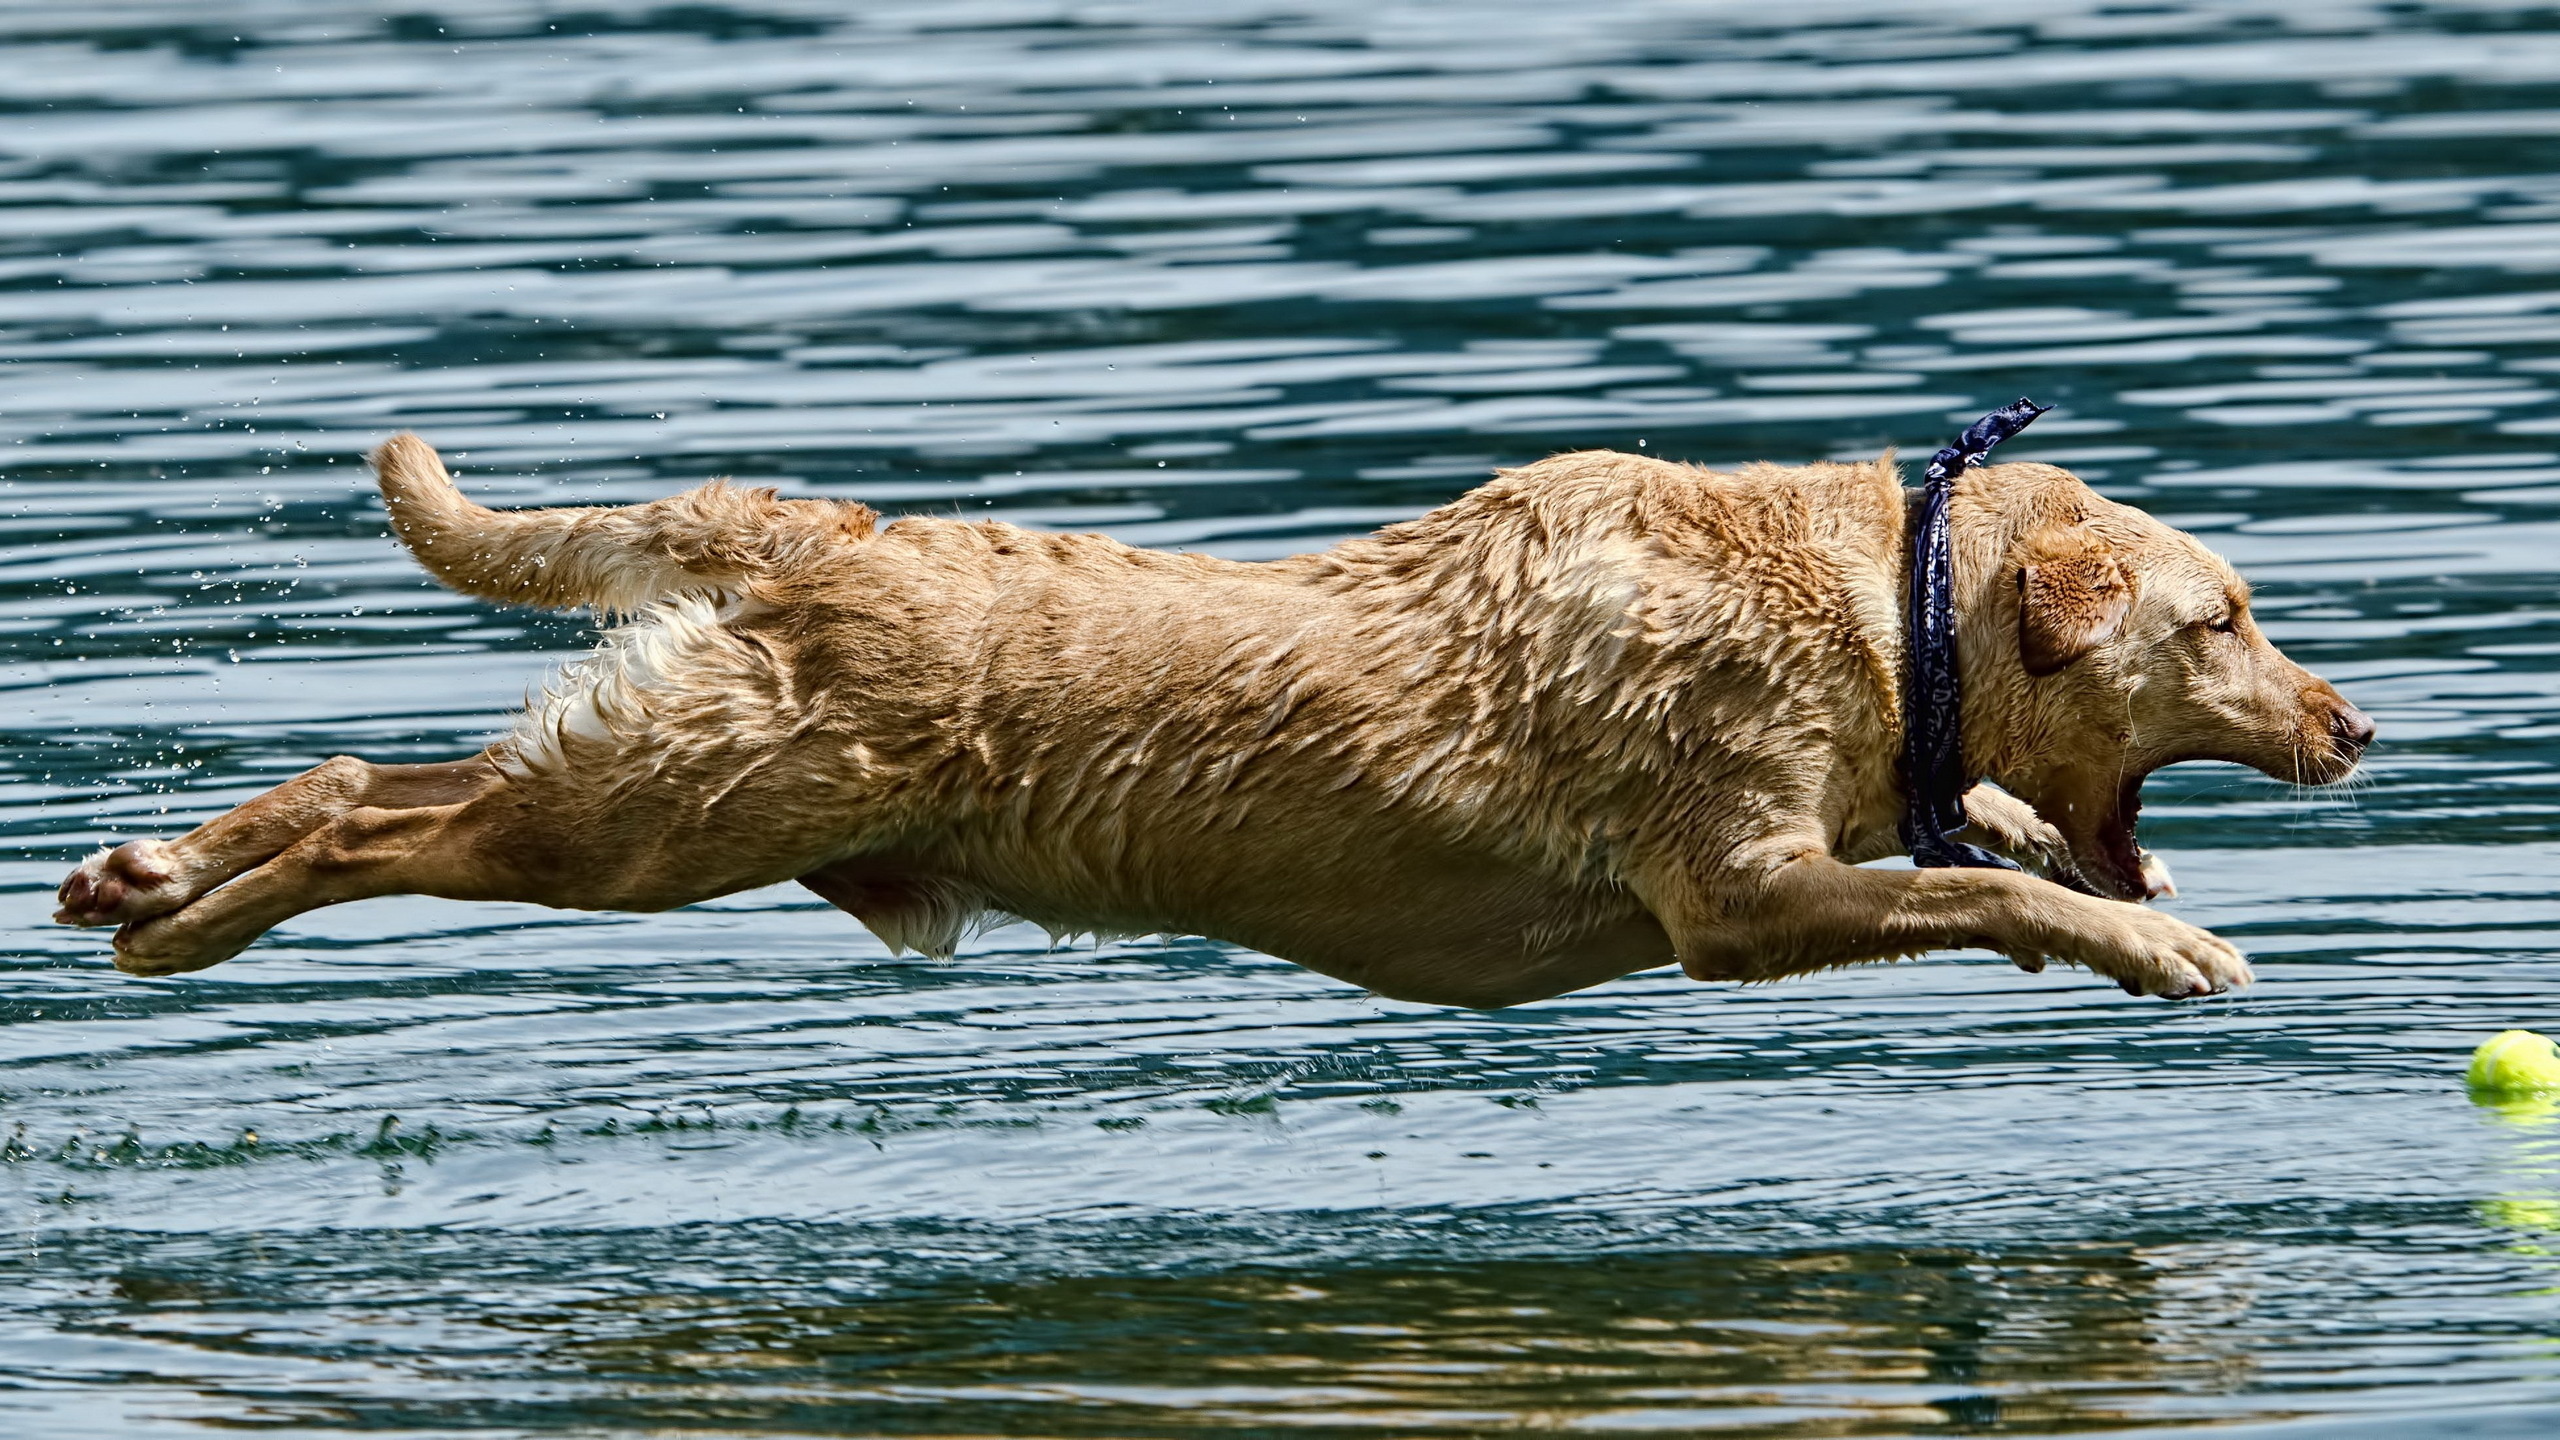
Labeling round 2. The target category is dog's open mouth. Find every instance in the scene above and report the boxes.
[2054,773,2173,904]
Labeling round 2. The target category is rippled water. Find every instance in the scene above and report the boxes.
[13,1,2560,1434]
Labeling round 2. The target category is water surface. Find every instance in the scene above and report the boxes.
[10,1,2560,1434]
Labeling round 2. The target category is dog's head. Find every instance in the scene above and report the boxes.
[1957,463,2373,902]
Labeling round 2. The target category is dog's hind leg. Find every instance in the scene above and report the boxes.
[104,799,516,975]
[100,758,892,976]
[55,756,502,930]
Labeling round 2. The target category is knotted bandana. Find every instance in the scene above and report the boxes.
[1899,398,2052,870]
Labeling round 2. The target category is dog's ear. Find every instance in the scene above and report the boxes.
[2016,530,2131,676]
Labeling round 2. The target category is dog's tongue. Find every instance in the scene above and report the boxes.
[2098,777,2173,901]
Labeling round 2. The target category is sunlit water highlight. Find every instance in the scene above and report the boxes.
[11,1,2560,1434]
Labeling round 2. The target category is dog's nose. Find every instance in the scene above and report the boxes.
[2330,705,2376,752]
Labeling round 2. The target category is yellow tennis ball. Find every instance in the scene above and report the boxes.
[2469,1030,2560,1097]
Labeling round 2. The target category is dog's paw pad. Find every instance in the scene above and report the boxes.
[55,841,184,928]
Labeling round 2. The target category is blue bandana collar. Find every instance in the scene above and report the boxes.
[1899,398,2052,870]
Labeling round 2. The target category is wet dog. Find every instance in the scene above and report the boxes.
[56,435,2369,1004]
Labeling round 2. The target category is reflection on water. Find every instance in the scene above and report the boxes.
[15,1221,2553,1437]
[177,1243,2234,1435]
[11,0,2560,1433]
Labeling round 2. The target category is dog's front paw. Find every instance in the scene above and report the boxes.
[2074,907,2250,999]
[55,841,188,928]
[1959,785,2071,875]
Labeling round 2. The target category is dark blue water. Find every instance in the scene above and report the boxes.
[11,1,2560,1434]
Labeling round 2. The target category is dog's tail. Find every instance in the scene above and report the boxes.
[371,433,874,613]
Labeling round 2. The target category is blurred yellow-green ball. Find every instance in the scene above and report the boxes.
[2468,1030,2560,1097]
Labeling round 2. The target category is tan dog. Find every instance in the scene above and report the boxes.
[54,435,2370,1005]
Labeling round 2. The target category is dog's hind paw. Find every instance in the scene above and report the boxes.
[109,913,247,976]
[55,841,187,928]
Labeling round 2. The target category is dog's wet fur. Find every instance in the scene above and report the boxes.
[55,435,2371,1005]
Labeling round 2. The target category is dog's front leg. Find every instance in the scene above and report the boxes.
[1644,852,2249,999]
